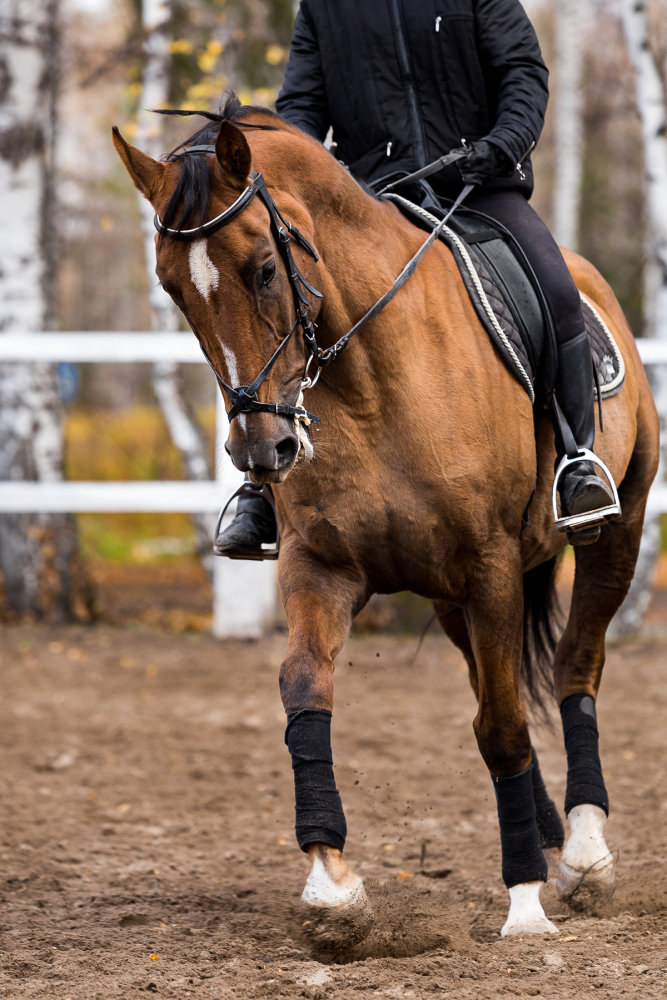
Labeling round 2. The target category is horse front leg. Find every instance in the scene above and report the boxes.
[467,548,558,937]
[279,570,369,914]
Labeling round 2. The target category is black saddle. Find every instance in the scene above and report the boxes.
[381,189,625,410]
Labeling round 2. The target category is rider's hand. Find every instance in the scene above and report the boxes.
[457,140,509,186]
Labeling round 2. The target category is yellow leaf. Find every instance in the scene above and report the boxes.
[169,39,193,54]
[149,953,159,961]
[265,44,285,66]
[198,52,218,73]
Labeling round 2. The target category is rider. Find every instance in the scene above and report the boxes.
[215,0,616,558]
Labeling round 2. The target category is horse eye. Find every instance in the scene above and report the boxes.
[261,260,276,287]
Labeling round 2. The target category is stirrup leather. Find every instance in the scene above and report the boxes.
[552,449,621,533]
[213,483,280,560]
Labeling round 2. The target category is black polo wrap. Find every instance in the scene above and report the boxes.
[560,693,609,816]
[492,763,548,888]
[531,749,565,849]
[285,709,347,853]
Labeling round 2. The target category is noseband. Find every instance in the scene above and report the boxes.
[155,142,473,428]
[155,147,323,425]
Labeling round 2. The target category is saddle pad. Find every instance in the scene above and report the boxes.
[383,193,626,405]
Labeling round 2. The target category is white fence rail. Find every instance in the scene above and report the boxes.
[0,332,665,634]
[0,332,277,640]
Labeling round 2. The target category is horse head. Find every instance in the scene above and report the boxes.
[112,114,324,484]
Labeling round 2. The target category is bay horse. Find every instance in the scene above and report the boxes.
[113,96,659,938]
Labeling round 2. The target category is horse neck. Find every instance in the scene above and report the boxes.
[257,131,422,349]
[302,173,415,344]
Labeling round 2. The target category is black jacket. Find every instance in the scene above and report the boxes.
[276,0,549,196]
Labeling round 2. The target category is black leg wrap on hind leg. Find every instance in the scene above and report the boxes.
[285,709,347,853]
[531,750,565,849]
[493,764,548,888]
[560,694,609,816]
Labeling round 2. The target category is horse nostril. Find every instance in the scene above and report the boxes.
[275,436,298,467]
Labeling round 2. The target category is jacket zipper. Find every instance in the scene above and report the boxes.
[388,0,428,166]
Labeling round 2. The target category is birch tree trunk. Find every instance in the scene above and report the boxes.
[552,0,586,250]
[0,0,90,620]
[137,0,214,578]
[615,0,667,634]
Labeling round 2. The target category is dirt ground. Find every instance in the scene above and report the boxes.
[0,623,665,1000]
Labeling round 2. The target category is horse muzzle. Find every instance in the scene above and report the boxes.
[225,422,300,484]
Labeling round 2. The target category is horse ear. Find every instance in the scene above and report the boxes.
[112,126,166,201]
[215,120,252,187]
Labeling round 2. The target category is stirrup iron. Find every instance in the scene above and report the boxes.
[213,483,280,561]
[552,449,621,533]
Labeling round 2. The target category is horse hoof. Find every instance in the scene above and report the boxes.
[301,853,367,909]
[556,857,616,913]
[556,805,616,913]
[301,886,373,952]
[501,882,559,937]
[300,854,373,950]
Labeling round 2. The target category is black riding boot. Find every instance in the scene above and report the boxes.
[213,482,278,559]
[554,332,616,546]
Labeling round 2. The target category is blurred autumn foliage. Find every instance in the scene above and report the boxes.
[64,405,215,562]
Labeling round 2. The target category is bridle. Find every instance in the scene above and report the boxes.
[154,141,472,428]
[155,147,323,425]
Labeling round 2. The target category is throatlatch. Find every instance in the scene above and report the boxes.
[560,694,609,816]
[285,709,347,852]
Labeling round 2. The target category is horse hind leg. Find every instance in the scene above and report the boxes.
[553,408,658,913]
[435,589,561,937]
[434,602,565,859]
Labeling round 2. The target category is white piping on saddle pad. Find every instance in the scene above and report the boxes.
[384,193,536,403]
[580,294,626,398]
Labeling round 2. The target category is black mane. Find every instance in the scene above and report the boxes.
[156,93,280,234]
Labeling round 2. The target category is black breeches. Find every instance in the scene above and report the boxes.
[463,190,584,347]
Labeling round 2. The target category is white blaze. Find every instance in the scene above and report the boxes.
[220,343,247,432]
[188,239,220,301]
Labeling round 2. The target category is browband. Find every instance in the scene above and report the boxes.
[154,169,264,241]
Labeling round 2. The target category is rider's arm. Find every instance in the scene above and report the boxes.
[474,0,549,169]
[275,5,329,142]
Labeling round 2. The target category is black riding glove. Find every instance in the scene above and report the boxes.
[457,140,509,187]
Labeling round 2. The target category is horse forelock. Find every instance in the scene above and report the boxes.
[156,94,288,237]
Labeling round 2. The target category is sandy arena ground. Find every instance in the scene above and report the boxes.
[0,624,665,999]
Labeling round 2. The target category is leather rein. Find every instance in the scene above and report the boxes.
[154,143,471,426]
